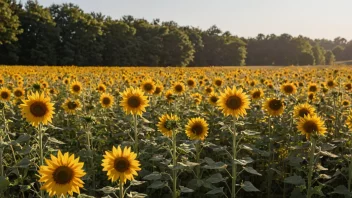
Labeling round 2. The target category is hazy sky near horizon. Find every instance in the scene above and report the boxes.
[36,0,352,40]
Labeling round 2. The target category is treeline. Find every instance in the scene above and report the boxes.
[1,0,351,66]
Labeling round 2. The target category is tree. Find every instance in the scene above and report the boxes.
[325,50,335,65]
[312,44,326,65]
[332,45,345,61]
[0,0,22,44]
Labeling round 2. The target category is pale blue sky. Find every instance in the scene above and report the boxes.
[36,0,352,40]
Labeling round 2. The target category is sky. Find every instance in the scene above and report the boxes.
[36,0,352,40]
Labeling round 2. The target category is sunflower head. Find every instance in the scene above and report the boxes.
[97,83,106,93]
[13,87,25,99]
[308,83,319,92]
[173,82,185,94]
[281,83,297,95]
[157,114,179,137]
[217,86,250,118]
[297,114,326,140]
[62,98,81,114]
[191,93,202,105]
[102,146,141,184]
[204,87,213,95]
[38,151,86,197]
[0,87,11,101]
[165,90,175,103]
[140,80,155,94]
[250,88,264,100]
[293,103,316,118]
[70,81,82,95]
[153,85,163,95]
[186,78,196,88]
[120,87,149,116]
[326,79,337,89]
[263,98,284,116]
[185,117,209,141]
[100,93,114,109]
[208,93,219,106]
[213,78,223,87]
[20,92,55,127]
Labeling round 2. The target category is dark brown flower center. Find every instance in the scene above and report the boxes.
[1,91,9,99]
[343,101,349,106]
[102,97,111,105]
[127,96,141,108]
[210,96,218,103]
[174,85,183,92]
[298,108,310,118]
[114,157,130,172]
[154,87,161,94]
[191,124,203,135]
[206,88,212,93]
[215,80,222,86]
[226,95,242,110]
[67,101,78,110]
[309,86,317,92]
[72,85,81,92]
[187,80,195,86]
[53,166,73,184]
[346,84,352,90]
[252,91,261,99]
[302,120,318,134]
[327,81,334,87]
[143,83,153,92]
[14,90,23,97]
[268,99,282,111]
[283,85,294,93]
[308,93,314,100]
[30,101,47,117]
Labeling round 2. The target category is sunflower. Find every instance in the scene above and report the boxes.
[0,87,11,101]
[102,146,141,183]
[208,93,219,106]
[280,83,297,95]
[13,87,25,99]
[173,82,185,95]
[20,92,55,127]
[217,86,250,118]
[157,114,179,137]
[165,90,175,103]
[97,83,106,93]
[346,113,352,130]
[63,78,70,85]
[325,79,337,89]
[250,88,264,100]
[293,103,316,118]
[38,150,85,197]
[140,80,155,94]
[62,98,81,114]
[186,78,196,88]
[308,83,319,93]
[263,98,284,116]
[342,100,350,107]
[153,85,163,95]
[191,93,202,105]
[297,115,326,139]
[213,78,223,87]
[120,87,149,116]
[185,117,209,141]
[204,87,213,95]
[70,81,82,95]
[100,93,114,108]
[345,83,352,91]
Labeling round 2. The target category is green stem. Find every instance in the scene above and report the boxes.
[119,180,124,198]
[307,137,316,198]
[86,124,96,195]
[349,160,352,192]
[38,124,44,198]
[133,115,139,154]
[232,117,237,198]
[268,116,272,198]
[172,130,177,198]
[195,141,201,179]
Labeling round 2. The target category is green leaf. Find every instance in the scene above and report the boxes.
[15,158,30,168]
[203,162,227,169]
[126,191,148,198]
[0,176,9,191]
[77,194,96,198]
[180,186,194,193]
[319,151,338,158]
[290,188,305,198]
[312,185,325,196]
[18,145,31,155]
[244,167,262,176]
[284,176,305,186]
[332,185,351,196]
[206,173,226,183]
[48,137,65,144]
[241,181,260,192]
[206,187,223,195]
[98,186,118,194]
[14,134,30,144]
[130,180,146,186]
[242,130,260,136]
[147,181,166,189]
[143,172,162,180]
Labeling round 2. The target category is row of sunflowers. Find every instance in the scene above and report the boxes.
[0,66,352,197]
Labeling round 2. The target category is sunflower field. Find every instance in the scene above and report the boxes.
[1,66,352,198]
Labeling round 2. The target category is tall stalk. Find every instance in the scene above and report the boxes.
[307,137,316,198]
[133,115,139,154]
[232,117,237,198]
[267,116,272,198]
[172,129,177,198]
[119,180,124,198]
[37,124,44,197]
